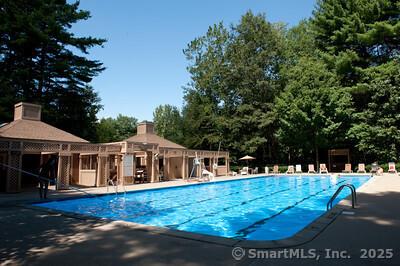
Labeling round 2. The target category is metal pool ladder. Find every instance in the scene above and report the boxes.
[327,184,357,211]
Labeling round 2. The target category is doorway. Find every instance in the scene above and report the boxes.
[21,154,41,189]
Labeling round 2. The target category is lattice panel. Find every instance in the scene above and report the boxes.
[7,152,21,192]
[106,145,121,152]
[10,142,21,150]
[98,156,108,186]
[70,144,99,152]
[61,144,69,151]
[57,155,71,190]
[0,141,9,151]
[23,142,60,152]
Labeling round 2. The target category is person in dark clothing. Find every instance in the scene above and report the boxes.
[38,155,58,199]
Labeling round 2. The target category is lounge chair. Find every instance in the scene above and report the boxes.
[286,165,294,174]
[319,163,328,174]
[388,162,397,174]
[230,171,238,176]
[342,163,352,173]
[308,164,316,174]
[201,169,215,181]
[272,165,279,174]
[295,164,302,173]
[240,167,249,175]
[357,163,366,173]
[370,162,383,175]
[371,162,379,174]
[253,167,259,174]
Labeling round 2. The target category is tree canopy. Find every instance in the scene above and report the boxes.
[182,1,400,166]
[96,115,138,143]
[153,104,184,145]
[183,12,286,162]
[0,0,105,141]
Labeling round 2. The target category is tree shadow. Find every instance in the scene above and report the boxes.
[244,191,400,265]
[0,205,235,265]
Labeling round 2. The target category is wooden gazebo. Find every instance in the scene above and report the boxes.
[0,103,229,193]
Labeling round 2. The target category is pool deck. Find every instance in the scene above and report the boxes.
[1,173,400,265]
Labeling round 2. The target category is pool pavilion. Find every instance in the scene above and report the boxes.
[0,102,229,193]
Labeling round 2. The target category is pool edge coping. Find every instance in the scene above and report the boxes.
[21,174,375,249]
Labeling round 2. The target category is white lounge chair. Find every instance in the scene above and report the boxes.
[201,169,215,181]
[272,165,279,174]
[319,163,328,174]
[295,164,302,173]
[253,167,258,174]
[388,162,397,174]
[240,167,249,175]
[308,164,316,174]
[286,165,294,174]
[342,163,352,173]
[357,163,366,173]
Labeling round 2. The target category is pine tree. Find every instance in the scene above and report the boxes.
[0,0,105,140]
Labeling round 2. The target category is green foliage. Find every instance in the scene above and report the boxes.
[0,0,105,140]
[183,1,400,165]
[275,57,353,163]
[183,12,286,163]
[96,115,138,143]
[348,62,400,161]
[312,0,400,84]
[153,104,184,145]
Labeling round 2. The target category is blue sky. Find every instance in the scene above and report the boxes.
[71,0,316,121]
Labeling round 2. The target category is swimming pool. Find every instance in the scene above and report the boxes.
[33,175,371,241]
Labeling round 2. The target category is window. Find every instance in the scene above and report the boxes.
[81,155,97,170]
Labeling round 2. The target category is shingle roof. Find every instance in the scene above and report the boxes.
[0,119,88,143]
[125,133,186,149]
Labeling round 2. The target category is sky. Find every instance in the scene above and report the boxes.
[71,0,316,121]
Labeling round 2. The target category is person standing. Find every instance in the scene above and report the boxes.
[38,155,58,199]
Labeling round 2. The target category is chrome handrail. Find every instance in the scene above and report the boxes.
[327,184,357,210]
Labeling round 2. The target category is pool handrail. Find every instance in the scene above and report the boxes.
[326,184,357,211]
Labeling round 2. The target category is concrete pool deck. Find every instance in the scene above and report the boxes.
[1,173,400,265]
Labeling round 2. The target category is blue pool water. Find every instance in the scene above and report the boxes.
[33,175,371,241]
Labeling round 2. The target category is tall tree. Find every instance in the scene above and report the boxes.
[183,12,286,163]
[96,115,138,143]
[0,0,105,140]
[347,61,400,161]
[312,0,400,161]
[275,57,353,166]
[153,104,184,145]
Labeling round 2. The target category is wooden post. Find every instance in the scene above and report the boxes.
[182,153,187,180]
[132,153,136,184]
[151,150,159,183]
[95,155,109,187]
[146,151,152,182]
[226,155,230,174]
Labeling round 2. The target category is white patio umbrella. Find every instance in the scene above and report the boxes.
[239,155,256,166]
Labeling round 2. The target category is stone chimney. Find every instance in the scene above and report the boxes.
[137,121,155,135]
[14,102,42,121]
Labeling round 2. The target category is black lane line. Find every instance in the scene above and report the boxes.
[117,177,287,219]
[116,176,272,207]
[235,179,347,239]
[165,177,323,229]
